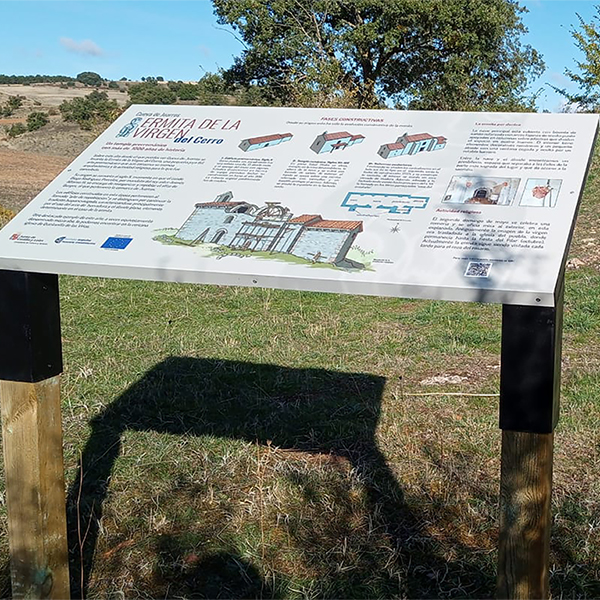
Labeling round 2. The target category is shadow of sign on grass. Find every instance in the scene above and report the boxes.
[2,359,599,598]
[60,357,497,599]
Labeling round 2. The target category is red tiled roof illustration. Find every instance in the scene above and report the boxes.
[289,214,322,223]
[436,136,447,143]
[245,133,293,145]
[307,220,363,232]
[350,134,365,141]
[404,133,434,142]
[323,131,353,141]
[384,142,406,151]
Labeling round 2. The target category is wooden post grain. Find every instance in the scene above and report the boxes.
[496,430,554,599]
[1,377,70,599]
[0,270,69,599]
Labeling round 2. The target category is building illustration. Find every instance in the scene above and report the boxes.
[378,132,447,159]
[173,192,364,269]
[239,132,293,152]
[310,131,365,154]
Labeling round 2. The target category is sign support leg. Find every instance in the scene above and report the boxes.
[0,270,69,599]
[496,285,563,600]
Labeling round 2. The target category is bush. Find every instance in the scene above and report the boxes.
[26,111,49,131]
[1,95,24,117]
[6,123,27,137]
[128,81,177,104]
[60,90,120,129]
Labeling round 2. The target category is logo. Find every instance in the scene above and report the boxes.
[10,233,21,240]
[54,236,95,246]
[101,236,133,250]
[116,117,142,138]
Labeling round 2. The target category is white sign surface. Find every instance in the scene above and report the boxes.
[0,105,597,306]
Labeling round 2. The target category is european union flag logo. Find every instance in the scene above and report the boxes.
[101,236,133,250]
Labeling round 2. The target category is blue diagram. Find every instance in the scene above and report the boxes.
[342,192,429,215]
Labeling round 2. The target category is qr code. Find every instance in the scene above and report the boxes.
[464,261,492,278]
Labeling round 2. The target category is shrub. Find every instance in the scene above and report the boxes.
[60,90,120,130]
[6,123,27,137]
[1,95,24,117]
[26,111,49,131]
[128,81,177,104]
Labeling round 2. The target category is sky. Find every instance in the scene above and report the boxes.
[0,0,599,112]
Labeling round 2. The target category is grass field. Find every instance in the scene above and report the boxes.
[1,153,600,598]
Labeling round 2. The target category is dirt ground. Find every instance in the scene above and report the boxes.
[0,148,71,213]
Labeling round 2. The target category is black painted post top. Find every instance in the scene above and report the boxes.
[499,285,563,434]
[0,270,63,382]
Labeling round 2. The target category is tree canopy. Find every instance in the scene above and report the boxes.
[558,7,600,111]
[213,0,544,111]
[76,71,103,87]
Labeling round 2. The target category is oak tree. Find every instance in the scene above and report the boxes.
[213,0,544,110]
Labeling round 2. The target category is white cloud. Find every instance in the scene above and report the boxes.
[59,37,104,57]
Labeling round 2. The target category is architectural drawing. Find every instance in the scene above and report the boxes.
[310,131,365,154]
[378,132,447,159]
[342,191,429,215]
[172,192,365,269]
[239,132,293,152]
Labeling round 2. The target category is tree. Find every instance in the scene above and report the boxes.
[212,0,544,111]
[557,7,600,111]
[76,71,103,86]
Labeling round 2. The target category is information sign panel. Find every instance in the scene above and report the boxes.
[0,106,597,305]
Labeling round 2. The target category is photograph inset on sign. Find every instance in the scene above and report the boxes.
[519,178,562,208]
[155,191,370,270]
[442,175,520,206]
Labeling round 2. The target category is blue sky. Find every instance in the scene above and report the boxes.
[1,0,598,112]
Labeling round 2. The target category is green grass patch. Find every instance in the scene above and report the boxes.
[1,172,600,597]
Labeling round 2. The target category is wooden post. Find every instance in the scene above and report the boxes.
[0,270,69,600]
[497,282,563,599]
[497,431,553,599]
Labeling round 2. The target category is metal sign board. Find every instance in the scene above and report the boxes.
[0,105,596,305]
